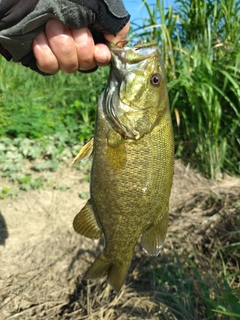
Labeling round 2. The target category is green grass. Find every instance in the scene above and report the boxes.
[0,57,108,141]
[131,0,240,178]
[1,0,239,177]
[152,240,240,319]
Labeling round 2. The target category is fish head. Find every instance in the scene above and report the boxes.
[105,41,170,139]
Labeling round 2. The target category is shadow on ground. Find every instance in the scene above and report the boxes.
[0,211,8,246]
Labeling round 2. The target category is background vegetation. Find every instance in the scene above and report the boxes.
[133,0,240,178]
[0,61,108,192]
[0,60,108,141]
[0,0,239,179]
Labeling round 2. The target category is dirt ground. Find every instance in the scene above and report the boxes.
[0,160,239,320]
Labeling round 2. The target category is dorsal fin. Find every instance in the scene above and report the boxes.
[71,138,94,165]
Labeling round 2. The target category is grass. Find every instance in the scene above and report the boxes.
[131,0,240,178]
[1,0,239,178]
[149,226,240,319]
[0,57,108,141]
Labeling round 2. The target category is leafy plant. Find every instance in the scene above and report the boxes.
[0,134,89,193]
[0,187,19,199]
[18,176,45,191]
[0,187,10,199]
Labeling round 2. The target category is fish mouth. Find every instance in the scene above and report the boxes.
[105,41,162,140]
[109,41,160,89]
[109,41,159,70]
[105,46,142,139]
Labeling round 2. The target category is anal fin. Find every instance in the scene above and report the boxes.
[141,206,169,255]
[73,199,102,239]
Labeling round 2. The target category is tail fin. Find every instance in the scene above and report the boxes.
[85,252,131,292]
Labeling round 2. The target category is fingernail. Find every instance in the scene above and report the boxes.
[48,19,64,36]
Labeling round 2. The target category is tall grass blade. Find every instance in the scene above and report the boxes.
[135,0,240,177]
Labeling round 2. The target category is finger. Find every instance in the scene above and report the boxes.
[72,28,97,71]
[45,19,79,73]
[33,32,59,74]
[94,43,111,66]
[104,21,130,44]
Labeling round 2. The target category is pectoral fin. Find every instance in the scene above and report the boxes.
[141,207,169,255]
[106,131,126,172]
[71,138,94,165]
[73,199,102,239]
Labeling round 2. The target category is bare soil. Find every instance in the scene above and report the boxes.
[0,160,239,319]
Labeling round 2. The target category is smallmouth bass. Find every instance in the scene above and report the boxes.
[73,41,174,292]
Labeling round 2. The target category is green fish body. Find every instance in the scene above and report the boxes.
[73,41,174,291]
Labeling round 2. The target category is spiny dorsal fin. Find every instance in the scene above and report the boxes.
[73,199,102,239]
[141,206,169,255]
[71,138,94,165]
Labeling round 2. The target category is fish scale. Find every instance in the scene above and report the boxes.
[73,41,174,291]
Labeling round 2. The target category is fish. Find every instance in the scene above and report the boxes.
[73,41,174,292]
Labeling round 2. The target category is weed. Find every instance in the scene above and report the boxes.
[153,250,240,319]
[0,134,86,195]
[0,187,19,199]
[79,192,90,199]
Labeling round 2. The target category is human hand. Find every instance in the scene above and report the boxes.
[33,19,130,74]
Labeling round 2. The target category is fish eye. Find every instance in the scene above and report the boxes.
[150,73,161,87]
